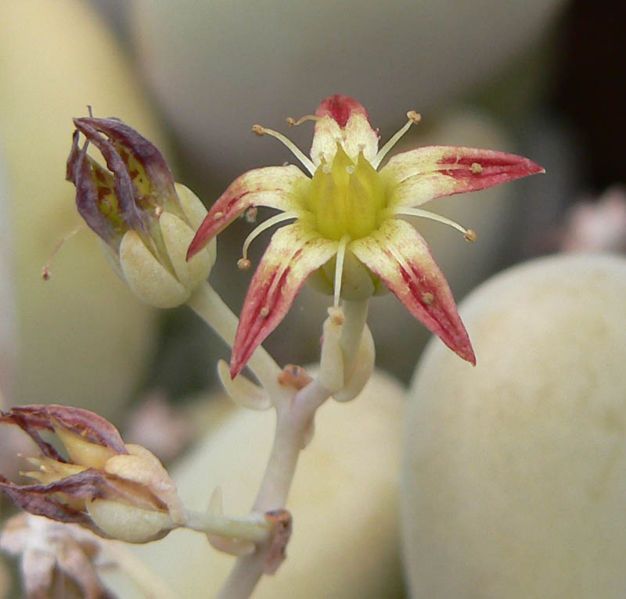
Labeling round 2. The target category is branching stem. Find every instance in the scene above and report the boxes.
[217,300,369,599]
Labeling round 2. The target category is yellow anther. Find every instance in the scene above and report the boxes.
[407,111,422,124]
[421,292,434,305]
[41,224,84,282]
[470,162,483,175]
[252,123,316,175]
[372,109,422,168]
[237,258,251,270]
[328,306,345,326]
[260,306,270,318]
[213,211,224,220]
[464,229,477,242]
[245,206,258,223]
[395,207,477,244]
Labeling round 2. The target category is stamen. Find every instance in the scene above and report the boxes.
[240,212,299,262]
[395,207,477,241]
[251,124,316,176]
[244,206,258,223]
[371,110,422,169]
[333,235,351,307]
[41,224,84,280]
[286,115,320,127]
[237,258,251,270]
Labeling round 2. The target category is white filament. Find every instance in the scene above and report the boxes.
[333,235,351,307]
[395,207,473,238]
[371,112,421,169]
[254,126,316,176]
[241,212,298,260]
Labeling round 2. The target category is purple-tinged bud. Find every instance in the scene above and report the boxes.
[66,117,215,307]
[0,405,183,543]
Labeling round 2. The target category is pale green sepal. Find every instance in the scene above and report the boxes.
[119,230,189,308]
[160,212,213,289]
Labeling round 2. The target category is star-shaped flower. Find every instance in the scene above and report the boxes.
[188,95,544,377]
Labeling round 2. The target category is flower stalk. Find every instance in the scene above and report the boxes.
[186,282,282,396]
[219,377,333,599]
[183,509,270,543]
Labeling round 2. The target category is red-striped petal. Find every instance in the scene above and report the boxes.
[230,224,338,378]
[381,146,544,209]
[186,165,306,259]
[350,219,475,364]
[310,94,379,166]
[315,95,369,128]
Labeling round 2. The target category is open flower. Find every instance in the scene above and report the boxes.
[187,95,544,377]
[66,116,215,308]
[0,405,184,543]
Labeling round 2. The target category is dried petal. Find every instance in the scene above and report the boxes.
[1,514,113,599]
[76,118,176,200]
[0,405,127,461]
[66,130,121,245]
[0,472,107,533]
[72,118,147,234]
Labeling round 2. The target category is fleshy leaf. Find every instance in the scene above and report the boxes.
[311,94,379,165]
[350,219,476,364]
[230,223,338,377]
[186,165,306,259]
[381,145,545,209]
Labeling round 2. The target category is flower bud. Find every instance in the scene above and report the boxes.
[66,117,215,307]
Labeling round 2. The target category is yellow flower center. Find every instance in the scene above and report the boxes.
[303,145,387,241]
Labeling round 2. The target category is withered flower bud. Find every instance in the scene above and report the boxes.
[0,405,184,544]
[0,513,112,599]
[66,117,215,308]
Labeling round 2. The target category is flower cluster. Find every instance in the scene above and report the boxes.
[187,95,544,376]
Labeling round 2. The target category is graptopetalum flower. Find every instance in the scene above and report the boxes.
[66,116,215,308]
[187,95,544,377]
[0,405,184,544]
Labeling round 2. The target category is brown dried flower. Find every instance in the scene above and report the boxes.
[0,405,184,544]
[0,513,112,599]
